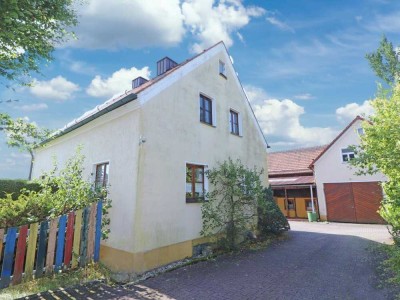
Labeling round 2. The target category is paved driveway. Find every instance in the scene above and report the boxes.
[22,221,395,300]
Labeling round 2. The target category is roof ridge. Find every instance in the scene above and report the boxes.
[269,144,328,154]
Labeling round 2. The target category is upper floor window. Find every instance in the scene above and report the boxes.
[200,94,213,125]
[341,148,355,162]
[95,162,109,189]
[219,60,226,78]
[186,164,205,203]
[230,110,239,135]
[357,127,364,136]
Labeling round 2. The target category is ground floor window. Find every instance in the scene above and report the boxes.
[95,162,109,189]
[186,164,205,203]
[287,198,295,210]
[305,199,317,211]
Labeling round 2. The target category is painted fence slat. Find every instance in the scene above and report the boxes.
[45,218,58,275]
[0,202,103,290]
[25,223,39,280]
[12,225,28,285]
[79,208,89,267]
[55,215,67,272]
[72,210,83,269]
[0,229,4,265]
[35,221,49,278]
[94,201,103,262]
[87,203,97,262]
[0,227,17,288]
[64,212,75,269]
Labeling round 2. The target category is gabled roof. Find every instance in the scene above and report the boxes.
[310,115,365,168]
[51,42,225,140]
[268,145,327,176]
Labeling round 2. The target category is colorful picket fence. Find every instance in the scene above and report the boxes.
[0,201,103,289]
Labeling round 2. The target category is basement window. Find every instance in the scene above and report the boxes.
[341,148,355,162]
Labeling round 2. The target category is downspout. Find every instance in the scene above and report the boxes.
[310,185,315,213]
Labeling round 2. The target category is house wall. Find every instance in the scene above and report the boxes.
[32,101,142,255]
[125,45,268,270]
[314,119,386,220]
[33,43,268,276]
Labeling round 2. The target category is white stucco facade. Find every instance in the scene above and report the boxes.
[313,118,386,219]
[32,42,268,275]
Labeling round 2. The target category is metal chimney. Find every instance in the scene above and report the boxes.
[132,76,148,89]
[157,57,178,76]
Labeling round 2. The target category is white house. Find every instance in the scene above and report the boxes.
[32,42,269,278]
[311,116,386,223]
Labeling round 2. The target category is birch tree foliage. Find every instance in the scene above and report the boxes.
[0,0,78,85]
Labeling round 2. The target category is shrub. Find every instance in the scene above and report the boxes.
[0,149,111,239]
[0,179,41,200]
[258,186,290,235]
[201,158,265,251]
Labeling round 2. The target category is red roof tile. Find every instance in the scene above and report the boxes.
[268,145,327,176]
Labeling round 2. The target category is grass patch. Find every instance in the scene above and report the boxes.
[0,263,110,300]
[370,243,400,299]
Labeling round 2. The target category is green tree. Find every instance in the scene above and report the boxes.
[0,0,78,85]
[366,36,400,85]
[350,85,400,243]
[0,113,52,180]
[201,158,266,250]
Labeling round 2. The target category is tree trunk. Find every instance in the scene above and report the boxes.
[28,151,34,180]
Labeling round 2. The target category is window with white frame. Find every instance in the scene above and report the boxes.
[186,164,206,203]
[229,109,242,136]
[95,162,109,189]
[341,148,355,162]
[219,60,226,77]
[357,127,364,136]
[200,94,216,126]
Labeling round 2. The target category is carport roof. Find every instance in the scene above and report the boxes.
[269,175,315,186]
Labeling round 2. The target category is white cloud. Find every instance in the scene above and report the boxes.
[182,0,265,53]
[336,100,374,123]
[243,84,269,105]
[68,0,185,50]
[294,93,314,100]
[30,76,80,101]
[252,98,337,147]
[368,11,400,33]
[86,66,151,98]
[17,103,48,112]
[266,16,294,32]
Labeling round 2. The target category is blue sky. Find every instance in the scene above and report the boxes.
[1,0,400,179]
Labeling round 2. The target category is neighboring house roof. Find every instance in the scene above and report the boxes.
[268,145,327,177]
[269,175,315,186]
[310,115,365,168]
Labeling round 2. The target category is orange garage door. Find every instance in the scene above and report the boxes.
[324,182,385,224]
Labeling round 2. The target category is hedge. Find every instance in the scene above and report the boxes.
[0,179,41,200]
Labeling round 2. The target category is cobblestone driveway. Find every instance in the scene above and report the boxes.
[21,221,395,300]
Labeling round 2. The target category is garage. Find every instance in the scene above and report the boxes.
[324,182,385,224]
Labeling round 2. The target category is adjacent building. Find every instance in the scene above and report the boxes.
[268,146,326,219]
[311,116,386,223]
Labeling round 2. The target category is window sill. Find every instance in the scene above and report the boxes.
[186,198,206,204]
[219,73,227,79]
[200,121,216,128]
[230,132,242,137]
